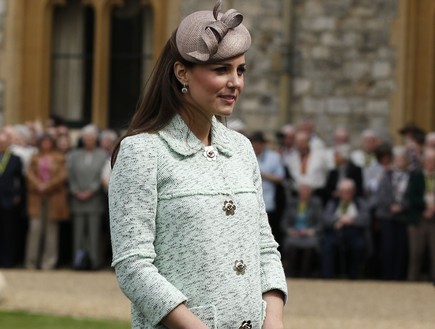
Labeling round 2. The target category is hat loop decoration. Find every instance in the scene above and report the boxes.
[176,0,251,63]
[186,0,245,62]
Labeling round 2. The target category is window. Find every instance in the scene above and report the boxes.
[51,0,94,127]
[109,0,154,129]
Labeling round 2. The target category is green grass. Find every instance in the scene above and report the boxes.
[0,310,130,329]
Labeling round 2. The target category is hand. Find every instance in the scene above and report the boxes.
[74,190,94,201]
[38,183,48,194]
[161,304,210,329]
[423,206,435,220]
[334,220,344,230]
[262,318,284,329]
[262,290,285,329]
[340,215,354,225]
[390,203,402,214]
[288,228,299,238]
[301,228,315,237]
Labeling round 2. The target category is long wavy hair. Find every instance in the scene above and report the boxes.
[111,30,195,166]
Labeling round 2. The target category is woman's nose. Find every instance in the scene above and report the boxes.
[227,72,243,88]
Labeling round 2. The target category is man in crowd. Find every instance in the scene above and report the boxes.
[250,131,286,246]
[0,130,24,268]
[322,179,370,279]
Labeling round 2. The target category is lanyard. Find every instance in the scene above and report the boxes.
[425,174,435,193]
[297,201,307,214]
[0,149,11,175]
[339,202,349,215]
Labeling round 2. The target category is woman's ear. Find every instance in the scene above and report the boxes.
[174,61,189,85]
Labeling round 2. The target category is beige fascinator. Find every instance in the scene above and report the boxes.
[176,0,251,63]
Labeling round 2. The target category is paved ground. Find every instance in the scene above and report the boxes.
[1,269,435,328]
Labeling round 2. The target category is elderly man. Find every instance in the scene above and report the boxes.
[250,131,286,246]
[351,130,381,193]
[322,144,363,206]
[69,124,107,270]
[321,179,370,279]
[285,130,331,198]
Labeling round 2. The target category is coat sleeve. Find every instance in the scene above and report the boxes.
[68,151,80,194]
[26,155,40,191]
[323,200,340,228]
[109,135,187,326]
[248,143,288,303]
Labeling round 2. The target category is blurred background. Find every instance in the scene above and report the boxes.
[0,0,435,328]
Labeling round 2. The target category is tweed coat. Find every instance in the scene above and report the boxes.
[109,115,288,329]
[26,151,69,220]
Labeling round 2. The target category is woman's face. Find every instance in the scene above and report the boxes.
[184,55,246,117]
[40,138,54,152]
[82,133,97,150]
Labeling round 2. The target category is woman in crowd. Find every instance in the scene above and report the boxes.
[109,1,287,328]
[25,134,69,269]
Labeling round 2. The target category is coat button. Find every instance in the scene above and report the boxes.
[223,200,236,216]
[239,320,252,329]
[203,146,218,161]
[233,260,246,275]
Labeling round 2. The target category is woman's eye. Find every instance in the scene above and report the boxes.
[237,67,246,75]
[214,67,227,73]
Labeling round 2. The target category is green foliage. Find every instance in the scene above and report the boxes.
[0,311,130,329]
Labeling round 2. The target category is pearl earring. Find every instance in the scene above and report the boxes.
[181,84,188,94]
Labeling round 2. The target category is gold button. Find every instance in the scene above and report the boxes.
[223,200,236,216]
[233,260,246,275]
[203,146,218,161]
[239,320,252,329]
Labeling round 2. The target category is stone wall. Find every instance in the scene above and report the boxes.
[0,0,5,126]
[291,0,397,144]
[179,0,398,143]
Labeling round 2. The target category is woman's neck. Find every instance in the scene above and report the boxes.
[179,110,212,146]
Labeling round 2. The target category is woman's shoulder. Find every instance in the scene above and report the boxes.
[120,132,159,148]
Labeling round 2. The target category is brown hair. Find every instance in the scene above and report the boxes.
[111,30,195,167]
[36,133,56,151]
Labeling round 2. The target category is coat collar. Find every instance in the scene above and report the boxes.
[158,114,234,157]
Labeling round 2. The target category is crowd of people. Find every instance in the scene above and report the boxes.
[0,118,434,282]
[246,119,435,281]
[0,120,116,270]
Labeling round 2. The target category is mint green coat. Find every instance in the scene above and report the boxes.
[109,115,287,328]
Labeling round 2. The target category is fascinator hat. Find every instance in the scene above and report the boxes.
[176,0,251,63]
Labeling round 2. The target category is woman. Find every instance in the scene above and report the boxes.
[25,134,69,269]
[109,1,287,328]
[69,124,107,270]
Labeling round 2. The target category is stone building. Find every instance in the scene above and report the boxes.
[0,0,434,145]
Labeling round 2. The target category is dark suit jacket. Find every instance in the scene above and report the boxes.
[0,150,24,209]
[375,169,409,221]
[322,161,363,205]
